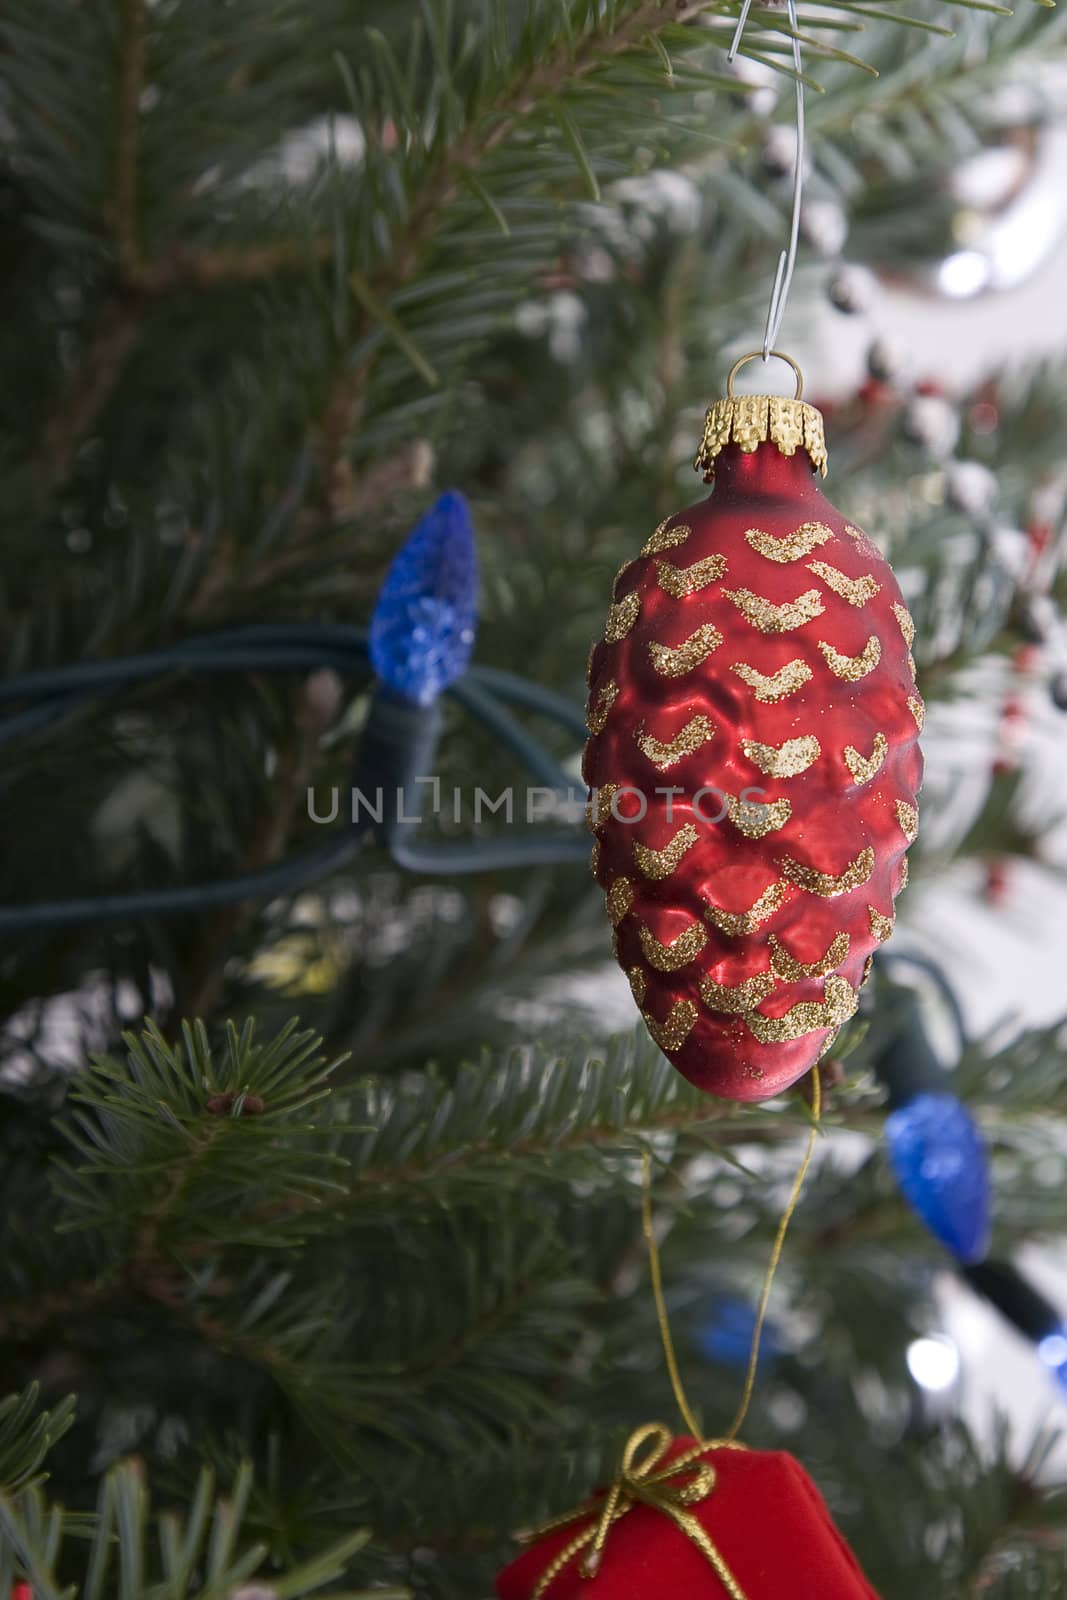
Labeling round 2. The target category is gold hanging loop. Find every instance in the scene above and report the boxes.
[726,349,804,401]
[695,354,825,481]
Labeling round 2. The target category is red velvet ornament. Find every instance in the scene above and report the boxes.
[497,1429,881,1600]
[584,383,922,1101]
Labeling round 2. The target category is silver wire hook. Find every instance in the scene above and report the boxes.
[728,0,805,362]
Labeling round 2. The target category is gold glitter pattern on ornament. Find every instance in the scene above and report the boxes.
[655,553,727,598]
[818,635,881,681]
[895,800,919,842]
[643,999,699,1053]
[633,823,700,881]
[843,733,888,786]
[587,679,618,735]
[745,521,833,564]
[699,970,777,1014]
[704,880,787,936]
[862,953,875,985]
[769,930,850,982]
[694,395,828,478]
[604,591,640,643]
[724,586,824,634]
[726,793,792,838]
[731,658,813,703]
[606,878,634,926]
[743,974,858,1044]
[908,653,918,680]
[807,561,880,607]
[892,602,916,646]
[869,906,895,942]
[899,856,909,889]
[636,714,715,771]
[590,840,601,875]
[641,520,690,557]
[586,783,619,831]
[742,734,821,778]
[628,966,647,1005]
[638,920,708,972]
[908,696,925,730]
[648,623,724,678]
[844,525,864,541]
[780,846,875,897]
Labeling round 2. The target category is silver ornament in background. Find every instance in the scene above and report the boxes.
[945,460,1000,519]
[826,263,877,315]
[903,395,962,461]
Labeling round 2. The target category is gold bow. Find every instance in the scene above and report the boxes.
[519,1423,748,1600]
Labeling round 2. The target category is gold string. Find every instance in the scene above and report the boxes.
[641,1068,822,1447]
[724,1068,821,1442]
[523,1424,748,1600]
[641,1149,704,1441]
[519,1081,823,1599]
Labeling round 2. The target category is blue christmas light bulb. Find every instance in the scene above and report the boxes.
[697,1296,781,1369]
[885,1091,991,1264]
[369,490,478,705]
[1037,1327,1067,1397]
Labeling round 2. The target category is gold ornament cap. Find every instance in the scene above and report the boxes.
[694,351,827,482]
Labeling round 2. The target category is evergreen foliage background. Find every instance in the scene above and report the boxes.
[3,1,1067,1594]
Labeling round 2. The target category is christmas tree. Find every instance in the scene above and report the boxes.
[3,1,1067,1595]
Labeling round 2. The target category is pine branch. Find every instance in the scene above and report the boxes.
[0,1387,76,1499]
[41,306,140,483]
[53,1017,348,1246]
[0,1280,120,1346]
[314,0,743,507]
[113,0,146,280]
[133,236,337,294]
[37,0,150,490]
[0,1021,347,1344]
[346,1042,760,1196]
[387,2,719,283]
[0,1457,400,1600]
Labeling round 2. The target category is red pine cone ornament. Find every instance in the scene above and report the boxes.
[584,362,922,1101]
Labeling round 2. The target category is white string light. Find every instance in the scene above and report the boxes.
[728,0,806,361]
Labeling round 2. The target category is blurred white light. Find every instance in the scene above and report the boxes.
[937,251,990,299]
[951,147,1027,211]
[907,1335,961,1392]
[986,198,1063,291]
